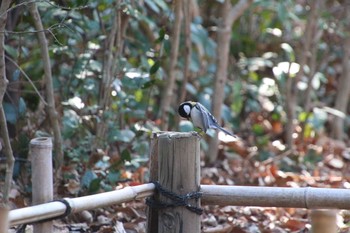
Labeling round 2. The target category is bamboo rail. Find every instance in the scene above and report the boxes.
[10,184,350,227]
[201,185,350,209]
[9,184,155,226]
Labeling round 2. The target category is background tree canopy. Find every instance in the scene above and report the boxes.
[2,0,350,231]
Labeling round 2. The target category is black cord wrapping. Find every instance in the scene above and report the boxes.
[53,198,72,219]
[15,199,72,233]
[146,181,203,215]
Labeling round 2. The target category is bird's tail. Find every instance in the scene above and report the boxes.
[218,127,239,140]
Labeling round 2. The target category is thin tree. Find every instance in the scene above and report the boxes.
[0,0,15,231]
[332,36,350,139]
[207,0,252,162]
[160,0,182,130]
[94,0,129,148]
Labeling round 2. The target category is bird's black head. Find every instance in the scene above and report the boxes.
[178,102,193,119]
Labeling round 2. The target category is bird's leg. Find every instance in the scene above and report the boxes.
[193,127,205,138]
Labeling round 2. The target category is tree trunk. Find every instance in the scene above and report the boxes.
[207,0,252,162]
[160,0,182,130]
[332,36,350,140]
[0,1,15,232]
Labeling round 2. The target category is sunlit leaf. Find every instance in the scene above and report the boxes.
[135,89,143,102]
[252,124,264,136]
[144,0,160,13]
[110,129,136,143]
[281,43,295,62]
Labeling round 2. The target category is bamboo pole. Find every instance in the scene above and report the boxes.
[310,210,338,233]
[201,185,350,209]
[0,205,9,232]
[9,183,155,226]
[9,183,350,227]
[30,137,53,233]
[157,132,201,233]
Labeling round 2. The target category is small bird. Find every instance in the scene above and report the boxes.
[178,101,238,138]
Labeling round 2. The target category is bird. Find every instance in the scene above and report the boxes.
[178,101,238,139]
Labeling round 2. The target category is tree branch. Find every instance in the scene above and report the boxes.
[5,55,48,105]
[29,3,63,169]
[179,0,192,104]
[160,0,182,130]
[227,0,253,26]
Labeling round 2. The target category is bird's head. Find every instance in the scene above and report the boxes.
[178,101,195,119]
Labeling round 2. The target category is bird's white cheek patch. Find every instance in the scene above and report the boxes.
[184,105,191,115]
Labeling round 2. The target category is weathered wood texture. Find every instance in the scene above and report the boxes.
[146,132,161,233]
[158,132,201,233]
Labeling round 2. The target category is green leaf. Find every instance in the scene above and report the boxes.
[89,178,101,193]
[142,79,160,89]
[298,112,309,123]
[107,171,120,184]
[110,129,136,143]
[81,170,97,188]
[4,45,18,58]
[252,124,264,136]
[144,0,160,13]
[3,98,26,124]
[135,89,143,102]
[155,28,166,43]
[121,149,132,162]
[149,60,160,75]
[281,43,295,62]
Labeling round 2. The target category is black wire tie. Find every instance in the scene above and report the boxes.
[146,181,203,215]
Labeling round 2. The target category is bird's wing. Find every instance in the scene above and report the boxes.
[194,102,215,131]
[195,102,238,138]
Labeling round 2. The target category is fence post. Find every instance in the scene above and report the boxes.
[30,137,53,233]
[157,132,201,233]
[147,132,161,233]
[0,205,9,232]
[310,210,338,233]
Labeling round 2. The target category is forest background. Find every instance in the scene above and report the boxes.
[1,0,350,232]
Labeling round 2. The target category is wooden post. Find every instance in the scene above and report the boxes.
[157,132,201,233]
[147,132,161,233]
[0,204,9,232]
[311,210,338,233]
[30,137,53,233]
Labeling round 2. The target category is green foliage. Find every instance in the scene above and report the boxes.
[3,0,348,194]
